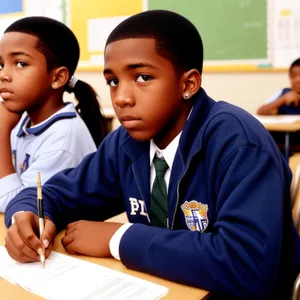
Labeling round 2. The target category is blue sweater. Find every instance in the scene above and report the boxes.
[5,89,300,299]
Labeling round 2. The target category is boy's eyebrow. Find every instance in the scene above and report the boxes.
[10,51,34,58]
[127,63,157,70]
[103,62,157,75]
[103,68,113,75]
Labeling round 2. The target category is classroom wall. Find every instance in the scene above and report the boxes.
[72,71,290,130]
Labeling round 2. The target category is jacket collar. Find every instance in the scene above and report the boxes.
[177,88,216,162]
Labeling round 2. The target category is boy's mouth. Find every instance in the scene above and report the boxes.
[119,115,141,128]
[0,88,12,99]
[0,87,11,92]
[119,115,140,122]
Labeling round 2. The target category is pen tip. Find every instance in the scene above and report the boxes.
[42,261,45,269]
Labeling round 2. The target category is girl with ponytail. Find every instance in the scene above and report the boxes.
[0,16,107,212]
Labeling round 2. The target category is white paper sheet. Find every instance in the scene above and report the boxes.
[0,246,168,300]
[271,0,300,67]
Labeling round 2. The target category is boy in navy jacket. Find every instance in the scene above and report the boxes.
[4,10,300,299]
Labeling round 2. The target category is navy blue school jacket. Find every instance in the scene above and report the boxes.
[5,89,300,299]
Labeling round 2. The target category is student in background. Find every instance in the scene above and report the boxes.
[0,17,107,212]
[257,58,300,154]
[257,58,300,115]
[4,10,300,299]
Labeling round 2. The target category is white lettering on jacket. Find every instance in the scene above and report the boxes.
[129,197,148,217]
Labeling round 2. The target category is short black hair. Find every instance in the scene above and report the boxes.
[105,10,203,74]
[290,58,300,72]
[4,16,79,75]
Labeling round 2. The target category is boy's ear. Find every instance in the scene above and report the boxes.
[51,66,70,90]
[181,69,202,100]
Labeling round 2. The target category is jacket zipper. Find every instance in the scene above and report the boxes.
[132,165,151,223]
[171,150,201,229]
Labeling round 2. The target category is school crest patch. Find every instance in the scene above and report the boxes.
[181,200,208,232]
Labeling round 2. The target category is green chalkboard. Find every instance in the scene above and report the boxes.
[148,0,267,61]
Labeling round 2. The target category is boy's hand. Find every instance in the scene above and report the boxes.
[61,221,123,257]
[5,211,57,263]
[0,102,22,132]
[283,91,300,106]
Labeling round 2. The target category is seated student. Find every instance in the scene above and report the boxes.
[257,58,300,154]
[0,17,107,212]
[4,10,300,299]
[257,58,300,115]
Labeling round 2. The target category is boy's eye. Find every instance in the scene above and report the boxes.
[136,75,152,82]
[16,62,27,68]
[0,64,3,70]
[107,78,118,87]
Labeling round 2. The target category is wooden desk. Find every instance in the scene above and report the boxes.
[253,115,300,160]
[0,214,210,300]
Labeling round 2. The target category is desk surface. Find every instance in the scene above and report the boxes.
[253,115,300,132]
[0,214,210,300]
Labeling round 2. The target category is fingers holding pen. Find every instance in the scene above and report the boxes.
[5,212,42,263]
[42,218,57,258]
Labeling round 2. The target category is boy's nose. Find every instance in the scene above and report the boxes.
[0,72,11,82]
[114,87,134,107]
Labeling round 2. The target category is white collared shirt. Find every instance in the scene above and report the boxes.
[149,133,181,191]
[109,132,182,260]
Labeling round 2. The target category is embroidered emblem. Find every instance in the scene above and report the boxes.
[181,200,208,232]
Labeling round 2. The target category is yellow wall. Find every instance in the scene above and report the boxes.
[70,0,142,66]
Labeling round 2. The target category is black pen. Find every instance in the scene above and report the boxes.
[37,172,45,268]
